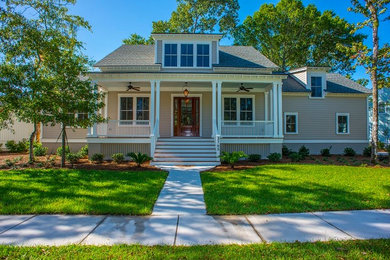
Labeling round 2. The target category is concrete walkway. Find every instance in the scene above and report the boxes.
[0,167,389,246]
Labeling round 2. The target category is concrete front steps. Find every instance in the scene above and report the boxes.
[151,138,220,167]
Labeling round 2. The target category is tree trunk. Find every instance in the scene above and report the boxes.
[61,123,66,167]
[28,122,37,163]
[369,2,379,164]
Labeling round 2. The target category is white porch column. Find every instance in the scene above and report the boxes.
[272,83,278,137]
[212,81,217,137]
[217,81,222,134]
[104,91,108,119]
[277,83,283,137]
[150,80,155,132]
[155,80,160,137]
[264,92,269,121]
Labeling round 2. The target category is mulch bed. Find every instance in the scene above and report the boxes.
[0,152,160,171]
[213,155,389,172]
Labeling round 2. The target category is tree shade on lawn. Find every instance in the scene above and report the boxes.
[0,169,168,215]
[201,165,390,215]
[0,240,389,259]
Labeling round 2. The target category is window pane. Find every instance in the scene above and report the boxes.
[136,97,149,121]
[197,44,210,67]
[311,77,322,87]
[224,98,237,121]
[164,44,178,67]
[120,97,133,120]
[286,115,297,133]
[311,86,322,97]
[180,44,193,67]
[240,98,253,121]
[337,115,348,133]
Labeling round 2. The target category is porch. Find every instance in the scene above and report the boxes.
[87,74,285,161]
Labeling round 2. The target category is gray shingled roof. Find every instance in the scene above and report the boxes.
[94,45,155,67]
[283,73,372,94]
[216,46,279,68]
[326,73,371,94]
[94,44,278,69]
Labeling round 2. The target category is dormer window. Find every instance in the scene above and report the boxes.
[164,44,178,67]
[311,76,323,97]
[163,43,210,68]
[197,44,210,67]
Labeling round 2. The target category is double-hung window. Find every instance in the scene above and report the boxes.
[164,44,177,67]
[311,76,323,98]
[379,102,386,114]
[197,44,210,67]
[223,97,254,125]
[180,44,193,67]
[336,113,349,134]
[284,113,298,134]
[120,96,149,125]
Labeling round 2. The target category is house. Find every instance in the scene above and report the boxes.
[377,88,390,144]
[0,120,34,149]
[41,33,371,165]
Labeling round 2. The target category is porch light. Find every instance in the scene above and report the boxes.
[183,82,189,97]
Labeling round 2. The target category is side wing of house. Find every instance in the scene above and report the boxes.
[41,123,87,153]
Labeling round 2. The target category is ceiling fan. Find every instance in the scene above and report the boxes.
[126,82,140,91]
[237,83,253,92]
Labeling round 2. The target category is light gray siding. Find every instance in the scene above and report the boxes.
[212,41,218,64]
[283,95,368,140]
[156,40,162,64]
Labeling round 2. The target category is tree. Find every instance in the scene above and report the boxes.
[348,0,390,162]
[234,0,365,74]
[123,33,154,45]
[152,0,240,36]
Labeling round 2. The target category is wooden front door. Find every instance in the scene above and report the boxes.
[173,97,200,137]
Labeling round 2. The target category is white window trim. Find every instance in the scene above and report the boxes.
[162,41,212,69]
[222,95,255,126]
[336,113,350,135]
[118,94,151,127]
[284,112,298,134]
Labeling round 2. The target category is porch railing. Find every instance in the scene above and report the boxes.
[96,120,150,137]
[221,121,274,137]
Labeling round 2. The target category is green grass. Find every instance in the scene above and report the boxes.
[0,240,389,259]
[0,169,168,215]
[201,164,390,215]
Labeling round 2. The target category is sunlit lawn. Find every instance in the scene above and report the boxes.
[0,240,389,259]
[0,169,168,215]
[201,164,390,215]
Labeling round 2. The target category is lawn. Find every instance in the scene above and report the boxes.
[0,169,168,215]
[201,164,390,215]
[0,240,389,259]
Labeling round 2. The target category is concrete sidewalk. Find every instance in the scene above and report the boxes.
[0,210,389,246]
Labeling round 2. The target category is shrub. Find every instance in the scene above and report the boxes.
[267,152,282,162]
[363,146,371,157]
[320,146,332,157]
[66,153,82,166]
[220,151,247,169]
[57,146,70,157]
[91,153,104,163]
[5,140,28,153]
[289,152,302,162]
[79,145,88,158]
[5,156,23,168]
[44,155,57,168]
[377,141,385,150]
[128,152,152,167]
[0,143,2,152]
[112,153,125,164]
[344,147,356,157]
[248,154,261,162]
[33,143,48,156]
[298,145,310,159]
[282,145,291,156]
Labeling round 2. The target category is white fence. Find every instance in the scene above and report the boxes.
[221,121,274,137]
[96,120,150,137]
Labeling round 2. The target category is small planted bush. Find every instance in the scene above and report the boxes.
[363,146,371,157]
[33,143,48,156]
[220,151,247,169]
[267,152,282,162]
[128,152,152,167]
[289,152,302,162]
[344,147,356,157]
[79,145,88,158]
[91,153,104,163]
[57,146,70,156]
[66,153,82,167]
[112,153,125,164]
[320,146,332,157]
[282,145,291,156]
[248,154,261,162]
[298,145,310,159]
[5,140,28,153]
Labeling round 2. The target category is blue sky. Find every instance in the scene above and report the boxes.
[69,0,390,86]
